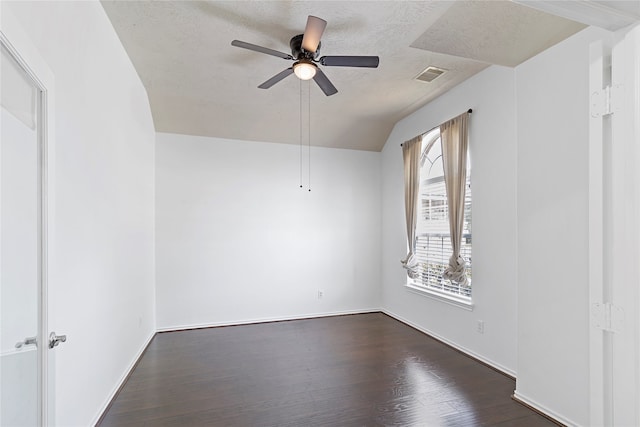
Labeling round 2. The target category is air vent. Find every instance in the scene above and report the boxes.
[416,66,447,83]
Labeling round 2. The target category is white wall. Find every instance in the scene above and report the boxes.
[2,2,156,426]
[515,26,610,426]
[380,65,519,374]
[156,133,381,329]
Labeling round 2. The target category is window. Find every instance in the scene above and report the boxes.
[410,127,472,299]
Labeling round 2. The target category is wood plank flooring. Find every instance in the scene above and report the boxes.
[98,313,557,426]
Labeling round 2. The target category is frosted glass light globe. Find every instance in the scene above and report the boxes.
[293,61,317,80]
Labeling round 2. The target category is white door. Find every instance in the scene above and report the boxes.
[0,25,64,423]
[0,39,44,426]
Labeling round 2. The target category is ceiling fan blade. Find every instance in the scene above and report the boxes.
[231,40,293,60]
[301,15,327,53]
[258,68,294,89]
[312,68,338,96]
[320,56,380,68]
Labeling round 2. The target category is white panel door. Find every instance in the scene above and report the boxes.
[0,41,43,427]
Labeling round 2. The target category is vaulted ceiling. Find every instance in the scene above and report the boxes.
[101,1,587,151]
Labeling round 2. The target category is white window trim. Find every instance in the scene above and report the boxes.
[405,281,474,311]
[409,128,472,305]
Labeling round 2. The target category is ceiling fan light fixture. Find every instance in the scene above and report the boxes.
[293,61,317,80]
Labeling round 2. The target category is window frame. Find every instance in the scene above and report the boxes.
[405,127,473,309]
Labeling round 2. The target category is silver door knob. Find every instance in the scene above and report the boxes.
[49,332,67,349]
[15,336,37,349]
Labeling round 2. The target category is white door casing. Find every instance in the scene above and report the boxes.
[589,23,640,427]
[609,23,640,427]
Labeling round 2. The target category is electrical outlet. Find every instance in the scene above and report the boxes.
[476,320,484,334]
[138,316,143,328]
[317,290,324,299]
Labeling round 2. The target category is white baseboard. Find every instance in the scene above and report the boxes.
[513,390,576,426]
[156,308,381,332]
[91,330,156,426]
[384,309,576,426]
[382,308,517,378]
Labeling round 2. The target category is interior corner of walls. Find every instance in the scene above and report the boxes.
[90,330,156,426]
[382,309,517,378]
[97,0,145,89]
[512,391,580,427]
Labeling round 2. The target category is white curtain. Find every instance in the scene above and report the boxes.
[440,112,469,286]
[400,136,422,278]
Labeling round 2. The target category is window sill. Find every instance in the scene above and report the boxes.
[405,283,474,311]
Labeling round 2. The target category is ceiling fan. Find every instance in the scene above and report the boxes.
[231,15,379,96]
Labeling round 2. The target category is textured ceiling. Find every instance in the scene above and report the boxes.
[411,1,586,67]
[514,0,640,31]
[101,1,585,151]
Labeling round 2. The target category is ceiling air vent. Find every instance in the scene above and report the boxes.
[416,66,447,83]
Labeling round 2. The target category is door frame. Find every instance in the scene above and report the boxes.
[589,23,640,427]
[609,23,640,427]
[1,7,55,425]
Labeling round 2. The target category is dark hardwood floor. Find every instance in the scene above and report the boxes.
[98,313,556,426]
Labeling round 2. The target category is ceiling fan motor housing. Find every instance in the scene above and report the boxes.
[290,34,320,60]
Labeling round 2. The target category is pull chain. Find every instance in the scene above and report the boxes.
[299,79,303,189]
[298,80,312,192]
[308,81,311,192]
